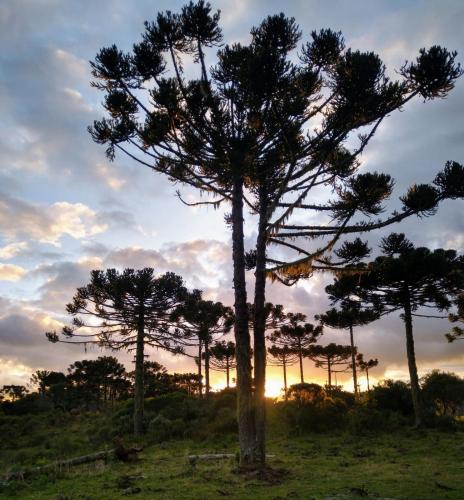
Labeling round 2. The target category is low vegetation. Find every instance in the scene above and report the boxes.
[1,380,464,498]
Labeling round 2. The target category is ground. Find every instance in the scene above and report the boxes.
[1,430,463,499]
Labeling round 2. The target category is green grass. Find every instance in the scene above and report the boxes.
[2,430,464,499]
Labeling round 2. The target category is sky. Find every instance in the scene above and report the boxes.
[1,0,464,397]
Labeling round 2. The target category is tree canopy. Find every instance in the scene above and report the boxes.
[335,233,464,425]
[47,268,188,435]
[88,0,464,466]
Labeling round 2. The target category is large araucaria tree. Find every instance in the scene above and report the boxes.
[339,233,464,426]
[47,268,188,435]
[89,0,463,466]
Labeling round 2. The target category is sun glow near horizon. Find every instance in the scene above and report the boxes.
[265,377,285,398]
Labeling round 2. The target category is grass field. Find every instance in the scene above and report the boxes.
[2,429,463,499]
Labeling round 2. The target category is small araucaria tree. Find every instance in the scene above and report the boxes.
[268,312,323,384]
[317,259,380,396]
[355,353,379,392]
[47,268,188,435]
[306,343,352,394]
[342,233,464,426]
[172,292,234,397]
[209,340,236,389]
[267,344,298,400]
[88,0,464,465]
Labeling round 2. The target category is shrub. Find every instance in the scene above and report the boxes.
[279,397,348,434]
[207,407,237,434]
[287,383,326,405]
[147,414,185,442]
[347,406,409,435]
[421,370,464,416]
[371,380,413,416]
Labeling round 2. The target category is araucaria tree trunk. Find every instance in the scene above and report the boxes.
[298,340,304,384]
[205,339,210,398]
[327,358,332,394]
[349,325,358,397]
[134,311,145,436]
[231,178,255,467]
[403,285,422,426]
[283,356,288,402]
[198,341,203,398]
[253,185,268,467]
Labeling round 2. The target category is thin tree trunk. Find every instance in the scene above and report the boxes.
[366,368,370,392]
[403,285,422,427]
[327,358,332,394]
[283,356,288,401]
[134,310,145,436]
[298,340,304,384]
[349,325,358,397]
[226,358,230,389]
[231,177,255,467]
[198,340,203,398]
[253,184,268,467]
[205,338,210,398]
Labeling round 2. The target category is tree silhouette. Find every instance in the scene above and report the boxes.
[172,372,202,396]
[317,265,380,396]
[243,29,463,467]
[355,353,379,392]
[210,340,236,389]
[30,370,67,396]
[47,268,188,435]
[67,356,127,408]
[88,0,464,465]
[343,233,464,426]
[267,345,298,400]
[306,343,352,394]
[268,313,322,384]
[421,370,464,416]
[172,292,234,397]
[135,361,173,397]
[446,293,464,342]
[0,385,27,402]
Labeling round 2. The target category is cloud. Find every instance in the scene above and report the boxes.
[33,258,103,313]
[0,194,107,246]
[0,264,26,281]
[1,0,464,388]
[0,241,28,259]
[0,303,104,385]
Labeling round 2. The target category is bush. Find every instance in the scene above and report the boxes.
[207,407,237,434]
[371,380,413,416]
[347,406,409,435]
[421,370,464,416]
[422,410,462,431]
[287,383,326,405]
[279,397,348,434]
[144,392,187,414]
[147,414,185,442]
[212,389,236,411]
